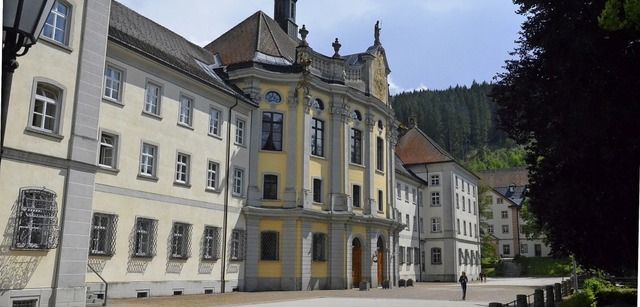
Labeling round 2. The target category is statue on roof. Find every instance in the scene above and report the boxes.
[374,20,381,45]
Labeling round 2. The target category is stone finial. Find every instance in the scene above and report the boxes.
[374,20,381,45]
[299,24,309,46]
[332,38,341,58]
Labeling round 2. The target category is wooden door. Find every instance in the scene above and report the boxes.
[352,245,362,287]
[377,249,384,283]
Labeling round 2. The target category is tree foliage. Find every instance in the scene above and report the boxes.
[490,0,639,275]
[464,146,527,172]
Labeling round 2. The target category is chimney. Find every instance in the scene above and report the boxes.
[274,0,299,39]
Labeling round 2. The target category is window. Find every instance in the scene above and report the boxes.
[535,244,542,256]
[496,197,503,204]
[501,211,508,219]
[175,153,190,184]
[13,188,58,250]
[413,216,417,232]
[171,222,191,259]
[311,118,324,156]
[31,83,62,133]
[209,107,221,136]
[378,190,384,212]
[42,1,69,44]
[232,168,244,196]
[352,185,361,207]
[260,231,279,261]
[139,143,157,177]
[350,128,362,164]
[418,190,423,206]
[412,188,417,203]
[462,181,465,192]
[104,64,123,101]
[202,226,220,260]
[430,174,440,186]
[312,233,327,261]
[265,91,282,103]
[90,213,117,256]
[261,112,283,151]
[463,221,467,235]
[502,225,510,234]
[431,217,441,232]
[235,118,246,145]
[399,246,405,264]
[407,248,413,265]
[133,218,157,258]
[456,219,460,234]
[431,192,440,206]
[503,244,511,255]
[462,196,466,211]
[487,225,494,234]
[420,217,424,233]
[230,230,245,260]
[263,174,278,200]
[313,178,322,203]
[405,214,410,230]
[376,137,384,171]
[396,183,401,199]
[178,95,193,126]
[312,98,324,111]
[458,248,463,265]
[144,81,161,115]
[431,248,442,264]
[207,161,219,190]
[464,250,469,265]
[404,186,409,202]
[456,193,459,208]
[98,132,118,168]
[521,244,528,254]
[11,298,38,307]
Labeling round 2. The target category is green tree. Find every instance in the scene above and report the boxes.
[490,0,639,275]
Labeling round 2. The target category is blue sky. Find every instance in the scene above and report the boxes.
[117,0,524,93]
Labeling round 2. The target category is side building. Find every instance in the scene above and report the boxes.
[395,119,482,282]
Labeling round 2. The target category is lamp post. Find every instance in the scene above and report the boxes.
[2,0,56,166]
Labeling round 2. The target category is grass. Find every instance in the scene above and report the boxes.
[517,256,573,277]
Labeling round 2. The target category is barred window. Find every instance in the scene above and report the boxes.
[90,213,118,256]
[11,299,38,307]
[202,226,221,260]
[13,188,59,250]
[230,229,245,261]
[171,222,192,259]
[134,218,157,258]
[260,231,279,261]
[312,233,327,261]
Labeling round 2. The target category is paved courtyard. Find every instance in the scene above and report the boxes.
[107,277,566,307]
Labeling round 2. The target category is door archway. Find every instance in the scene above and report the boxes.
[352,238,362,287]
[376,236,385,284]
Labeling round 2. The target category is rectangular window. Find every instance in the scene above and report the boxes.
[202,226,220,260]
[230,230,245,261]
[502,225,510,234]
[31,83,62,133]
[261,112,283,151]
[209,107,221,136]
[431,217,441,232]
[501,211,508,219]
[378,190,384,212]
[535,244,542,256]
[312,233,327,261]
[412,188,417,203]
[456,219,460,234]
[313,178,322,203]
[171,222,191,259]
[352,185,361,208]
[175,153,190,184]
[503,244,511,255]
[418,190,423,207]
[235,118,246,145]
[260,231,279,261]
[233,168,244,196]
[407,248,413,265]
[396,183,401,199]
[430,174,440,186]
[413,216,417,232]
[431,248,442,264]
[178,95,193,126]
[399,246,405,264]
[350,128,362,164]
[99,132,118,168]
[13,188,58,250]
[462,196,466,211]
[144,82,161,115]
[456,193,459,208]
[404,186,409,202]
[104,64,123,101]
[405,214,410,230]
[497,197,503,204]
[311,118,324,156]
[263,174,278,200]
[463,221,467,235]
[140,143,157,177]
[90,213,117,256]
[521,244,529,254]
[431,192,440,206]
[415,247,421,264]
[42,1,69,44]
[487,225,494,234]
[207,161,219,190]
[420,217,424,233]
[376,137,384,171]
[11,298,39,307]
[134,218,157,258]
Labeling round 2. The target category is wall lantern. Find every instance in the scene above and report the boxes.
[1,0,56,166]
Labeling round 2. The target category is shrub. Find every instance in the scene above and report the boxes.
[407,279,414,286]
[583,277,612,295]
[596,289,637,306]
[381,279,390,289]
[559,291,595,307]
[399,279,406,287]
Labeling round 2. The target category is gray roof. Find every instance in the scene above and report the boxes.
[109,1,254,105]
[495,185,527,207]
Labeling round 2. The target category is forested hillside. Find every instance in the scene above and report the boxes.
[392,81,510,160]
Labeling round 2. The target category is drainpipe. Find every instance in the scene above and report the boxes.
[221,97,239,293]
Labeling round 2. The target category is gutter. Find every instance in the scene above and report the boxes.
[221,96,239,293]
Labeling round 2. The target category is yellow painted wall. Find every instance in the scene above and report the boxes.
[258,220,283,278]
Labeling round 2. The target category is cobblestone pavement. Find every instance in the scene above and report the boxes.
[107,277,566,307]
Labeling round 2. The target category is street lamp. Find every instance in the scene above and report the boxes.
[2,0,56,166]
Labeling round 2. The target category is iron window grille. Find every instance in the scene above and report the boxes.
[312,233,327,261]
[11,299,38,307]
[230,229,246,261]
[171,222,192,259]
[12,188,59,250]
[260,231,279,261]
[202,226,221,260]
[90,213,118,256]
[133,218,157,258]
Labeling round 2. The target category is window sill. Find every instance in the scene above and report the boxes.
[208,133,223,140]
[98,166,120,174]
[39,36,74,53]
[132,255,154,259]
[173,181,192,188]
[102,97,124,107]
[201,257,219,262]
[137,174,159,182]
[205,187,221,194]
[234,142,247,148]
[177,122,194,130]
[24,126,64,140]
[348,162,365,169]
[142,111,163,121]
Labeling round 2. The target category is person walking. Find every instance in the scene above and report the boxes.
[459,271,468,300]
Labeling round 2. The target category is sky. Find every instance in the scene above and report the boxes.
[117,0,525,94]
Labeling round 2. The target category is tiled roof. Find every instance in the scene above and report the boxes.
[109,1,251,103]
[395,126,455,165]
[203,11,298,66]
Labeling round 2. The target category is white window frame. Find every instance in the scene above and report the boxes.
[133,217,157,258]
[178,95,194,127]
[430,174,440,186]
[431,217,441,233]
[501,210,509,219]
[42,0,70,45]
[104,63,124,102]
[13,188,59,250]
[431,247,442,264]
[98,132,118,168]
[202,226,220,260]
[175,152,190,184]
[230,229,245,261]
[139,143,157,178]
[144,81,162,116]
[206,161,219,191]
[487,225,494,234]
[30,82,64,134]
[171,222,191,259]
[235,117,246,145]
[232,168,244,197]
[502,225,510,234]
[209,107,221,136]
[90,213,117,255]
[431,192,440,206]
